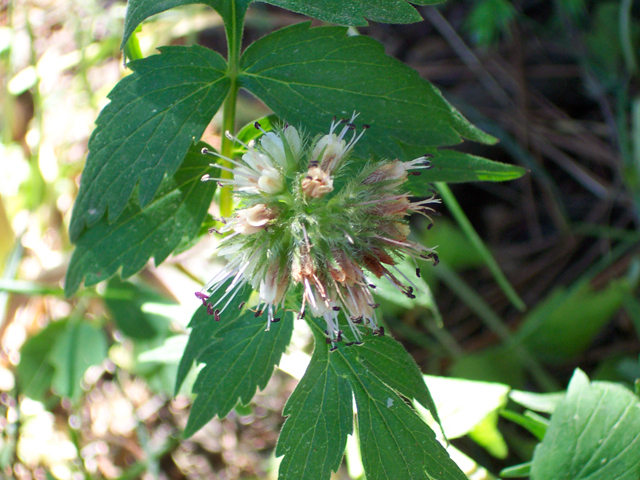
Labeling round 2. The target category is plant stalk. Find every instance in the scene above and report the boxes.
[218,1,244,218]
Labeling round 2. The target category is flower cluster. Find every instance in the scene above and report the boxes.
[198,114,439,348]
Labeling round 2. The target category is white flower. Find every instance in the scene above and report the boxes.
[260,132,288,169]
[257,124,302,171]
[201,136,285,195]
[311,112,367,174]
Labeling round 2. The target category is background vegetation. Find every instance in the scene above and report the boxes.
[1,0,639,478]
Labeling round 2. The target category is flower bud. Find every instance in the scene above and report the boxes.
[284,125,302,160]
[329,249,362,285]
[259,262,289,304]
[367,196,410,217]
[257,166,284,194]
[201,114,438,343]
[363,160,407,185]
[301,167,334,198]
[312,133,347,173]
[260,132,288,169]
[232,204,277,235]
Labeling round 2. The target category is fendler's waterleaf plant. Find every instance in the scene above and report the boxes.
[64,0,527,477]
[182,119,465,479]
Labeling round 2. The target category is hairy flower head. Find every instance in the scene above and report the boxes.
[199,115,438,348]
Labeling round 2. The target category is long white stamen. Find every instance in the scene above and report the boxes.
[203,149,246,169]
[219,280,248,313]
[225,130,252,151]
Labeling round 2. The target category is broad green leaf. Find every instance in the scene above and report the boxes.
[105,278,174,340]
[184,310,294,437]
[122,0,252,52]
[531,369,640,480]
[239,23,495,163]
[260,0,444,26]
[351,368,467,480]
[276,327,353,480]
[49,322,108,400]
[175,280,253,394]
[65,143,218,296]
[68,47,228,241]
[16,321,67,401]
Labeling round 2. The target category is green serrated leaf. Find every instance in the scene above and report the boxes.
[175,280,253,395]
[50,322,108,400]
[121,0,252,50]
[531,369,640,480]
[65,143,218,296]
[283,317,467,480]
[356,336,441,428]
[276,327,353,480]
[260,0,444,26]
[68,47,228,241]
[239,23,495,163]
[350,369,467,480]
[16,321,67,401]
[123,0,215,49]
[184,310,293,437]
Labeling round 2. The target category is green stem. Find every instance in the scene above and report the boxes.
[220,80,239,217]
[218,2,245,218]
[123,27,144,63]
[436,182,526,312]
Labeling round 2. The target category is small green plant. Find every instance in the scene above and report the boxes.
[64,0,525,478]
